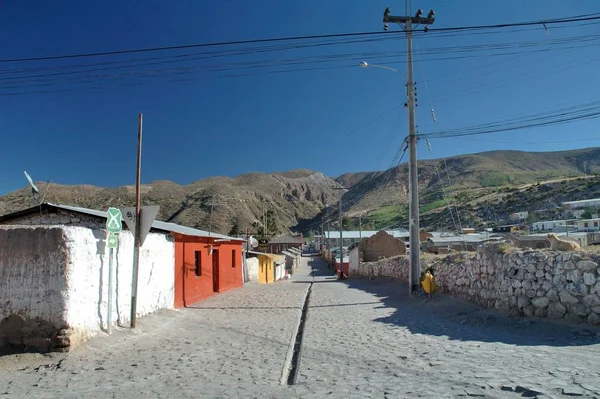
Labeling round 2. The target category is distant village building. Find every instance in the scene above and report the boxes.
[562,198,600,219]
[531,220,566,232]
[509,211,529,222]
[266,234,303,254]
[576,218,600,232]
[322,229,410,249]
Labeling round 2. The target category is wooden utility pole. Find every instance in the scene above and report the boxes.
[130,113,143,328]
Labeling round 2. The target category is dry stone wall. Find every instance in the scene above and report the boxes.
[351,243,600,326]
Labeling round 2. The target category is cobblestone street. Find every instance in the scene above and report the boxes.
[1,255,600,398]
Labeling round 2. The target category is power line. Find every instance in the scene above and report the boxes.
[2,32,598,95]
[420,100,600,140]
[1,13,599,64]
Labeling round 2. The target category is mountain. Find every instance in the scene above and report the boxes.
[0,170,341,235]
[320,147,600,232]
[3,147,600,234]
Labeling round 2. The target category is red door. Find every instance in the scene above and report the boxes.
[212,249,219,292]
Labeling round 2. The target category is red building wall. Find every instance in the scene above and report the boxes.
[174,234,244,308]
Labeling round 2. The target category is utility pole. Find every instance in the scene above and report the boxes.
[130,113,143,328]
[383,5,435,295]
[207,195,227,236]
[333,186,347,279]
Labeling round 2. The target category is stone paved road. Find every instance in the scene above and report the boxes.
[1,255,600,398]
[0,264,314,398]
[296,257,600,399]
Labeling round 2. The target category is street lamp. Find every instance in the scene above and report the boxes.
[358,61,406,77]
[359,59,421,296]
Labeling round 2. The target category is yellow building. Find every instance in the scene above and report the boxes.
[257,253,284,284]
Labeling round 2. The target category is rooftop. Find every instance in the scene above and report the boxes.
[562,198,600,208]
[0,202,244,242]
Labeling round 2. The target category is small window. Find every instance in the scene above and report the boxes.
[232,250,236,268]
[594,221,598,227]
[194,251,202,276]
[585,222,589,228]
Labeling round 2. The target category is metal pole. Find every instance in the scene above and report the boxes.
[406,18,421,295]
[107,246,114,333]
[130,113,143,328]
[359,214,362,240]
[208,201,214,236]
[339,192,344,279]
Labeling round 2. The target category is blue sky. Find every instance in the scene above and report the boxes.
[1,0,600,195]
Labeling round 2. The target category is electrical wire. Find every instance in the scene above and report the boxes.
[0,13,598,64]
[421,100,600,140]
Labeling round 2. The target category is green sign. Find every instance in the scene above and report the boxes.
[107,233,119,249]
[106,207,122,234]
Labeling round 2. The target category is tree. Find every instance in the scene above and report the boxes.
[252,209,278,237]
[228,221,240,236]
[342,216,353,230]
[581,208,593,219]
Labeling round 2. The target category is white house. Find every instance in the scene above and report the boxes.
[531,220,566,232]
[562,198,600,210]
[576,218,600,232]
[510,211,529,222]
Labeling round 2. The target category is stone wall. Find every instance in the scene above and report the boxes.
[0,225,175,352]
[350,243,600,326]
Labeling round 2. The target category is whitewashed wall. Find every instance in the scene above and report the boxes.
[1,225,175,351]
[275,263,286,281]
[0,226,69,348]
[349,246,360,273]
[63,227,175,332]
[246,257,259,282]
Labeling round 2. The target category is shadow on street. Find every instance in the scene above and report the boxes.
[308,254,600,347]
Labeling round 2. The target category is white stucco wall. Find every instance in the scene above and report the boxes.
[275,263,285,281]
[0,226,70,347]
[63,227,175,332]
[246,257,259,282]
[349,246,360,273]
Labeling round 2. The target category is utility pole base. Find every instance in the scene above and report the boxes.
[410,284,420,295]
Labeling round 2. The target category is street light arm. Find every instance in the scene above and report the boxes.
[358,61,406,79]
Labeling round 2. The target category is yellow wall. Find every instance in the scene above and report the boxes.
[258,256,275,284]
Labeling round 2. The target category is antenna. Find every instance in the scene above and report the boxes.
[23,171,51,205]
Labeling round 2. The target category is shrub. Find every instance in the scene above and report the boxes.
[496,242,513,255]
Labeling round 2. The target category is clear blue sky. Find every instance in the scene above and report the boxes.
[1,0,599,195]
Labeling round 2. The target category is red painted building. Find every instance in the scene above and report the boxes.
[173,232,245,308]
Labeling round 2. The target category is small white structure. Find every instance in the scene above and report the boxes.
[245,256,259,282]
[349,245,361,274]
[510,211,529,222]
[576,218,600,232]
[531,220,566,232]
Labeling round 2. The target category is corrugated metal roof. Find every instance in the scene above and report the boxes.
[323,230,410,239]
[269,234,303,244]
[45,203,243,241]
[562,198,600,208]
[428,234,502,243]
